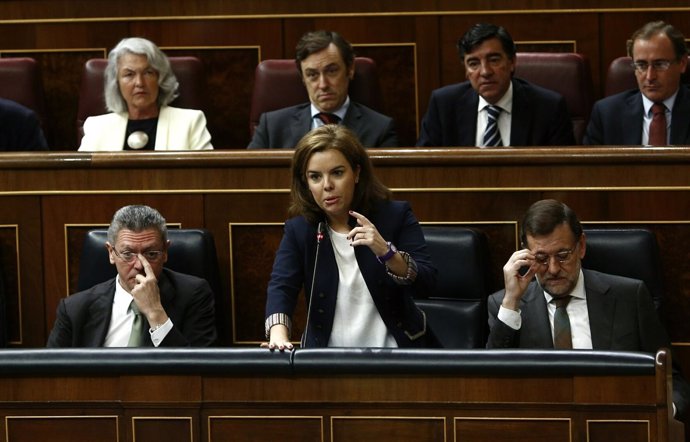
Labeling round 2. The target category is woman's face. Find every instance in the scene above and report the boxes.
[117,52,160,117]
[305,148,360,227]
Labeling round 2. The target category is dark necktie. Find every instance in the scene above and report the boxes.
[648,103,667,146]
[316,112,341,125]
[482,105,503,147]
[552,296,572,349]
[127,301,144,347]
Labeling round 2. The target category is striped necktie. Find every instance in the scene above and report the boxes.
[552,296,572,349]
[482,105,503,147]
[127,300,144,347]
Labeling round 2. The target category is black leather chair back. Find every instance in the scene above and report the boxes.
[76,229,222,300]
[415,226,491,348]
[582,228,664,310]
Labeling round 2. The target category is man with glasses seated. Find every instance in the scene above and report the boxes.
[417,23,575,147]
[584,21,689,145]
[487,199,690,421]
[47,205,217,347]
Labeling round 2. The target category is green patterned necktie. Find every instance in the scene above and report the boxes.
[127,300,144,347]
[552,296,572,349]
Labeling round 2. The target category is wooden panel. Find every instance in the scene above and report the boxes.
[332,417,444,442]
[455,417,571,442]
[208,416,322,442]
[133,417,193,442]
[588,420,651,442]
[5,416,118,442]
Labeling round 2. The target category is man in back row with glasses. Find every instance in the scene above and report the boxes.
[47,205,217,347]
[584,21,690,145]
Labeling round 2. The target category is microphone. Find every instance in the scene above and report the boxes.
[301,221,326,348]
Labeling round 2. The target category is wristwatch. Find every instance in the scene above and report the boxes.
[377,242,398,264]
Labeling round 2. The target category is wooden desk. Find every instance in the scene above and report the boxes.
[0,348,681,442]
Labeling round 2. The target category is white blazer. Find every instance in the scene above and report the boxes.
[78,106,213,151]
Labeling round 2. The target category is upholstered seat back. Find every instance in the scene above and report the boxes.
[582,228,664,310]
[248,57,383,138]
[416,226,491,348]
[0,57,47,123]
[76,56,206,140]
[76,229,222,300]
[514,52,593,144]
[605,56,638,97]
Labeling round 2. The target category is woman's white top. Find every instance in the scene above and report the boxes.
[326,228,397,348]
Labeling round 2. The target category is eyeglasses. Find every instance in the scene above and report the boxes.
[533,249,575,266]
[631,60,675,73]
[112,248,164,263]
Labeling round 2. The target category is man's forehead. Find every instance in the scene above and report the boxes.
[116,228,163,245]
[301,45,344,68]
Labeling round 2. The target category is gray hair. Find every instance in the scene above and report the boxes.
[107,205,168,244]
[104,37,179,113]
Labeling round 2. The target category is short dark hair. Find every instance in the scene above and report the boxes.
[520,199,582,247]
[627,21,688,60]
[289,125,391,224]
[295,30,355,74]
[457,23,516,61]
[107,204,167,245]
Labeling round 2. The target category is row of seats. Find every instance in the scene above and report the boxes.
[1,54,682,146]
[76,226,664,349]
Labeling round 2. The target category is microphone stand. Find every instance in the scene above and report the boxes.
[301,222,325,348]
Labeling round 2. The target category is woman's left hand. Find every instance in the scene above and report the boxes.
[347,210,389,256]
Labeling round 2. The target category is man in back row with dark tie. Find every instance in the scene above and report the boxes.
[487,198,690,421]
[248,30,398,148]
[584,21,690,145]
[416,23,575,147]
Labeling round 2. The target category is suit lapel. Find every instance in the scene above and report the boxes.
[623,93,644,145]
[342,102,362,130]
[293,105,313,144]
[671,86,690,144]
[510,80,532,146]
[583,269,615,349]
[83,280,116,346]
[457,88,479,146]
[154,106,171,149]
[519,282,554,348]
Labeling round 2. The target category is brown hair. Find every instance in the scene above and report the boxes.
[520,199,583,247]
[289,125,391,224]
[626,21,688,60]
[295,30,355,74]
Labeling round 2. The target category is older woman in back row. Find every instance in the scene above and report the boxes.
[79,37,213,151]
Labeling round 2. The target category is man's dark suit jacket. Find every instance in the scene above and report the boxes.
[47,268,217,347]
[0,98,48,151]
[248,101,398,148]
[487,269,690,420]
[416,78,575,147]
[265,200,437,348]
[583,85,690,145]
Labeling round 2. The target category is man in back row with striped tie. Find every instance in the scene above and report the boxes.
[47,205,217,347]
[248,30,398,149]
[487,199,690,422]
[416,23,575,147]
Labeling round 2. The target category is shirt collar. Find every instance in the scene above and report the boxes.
[114,275,135,314]
[478,81,513,114]
[311,96,350,120]
[642,90,678,116]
